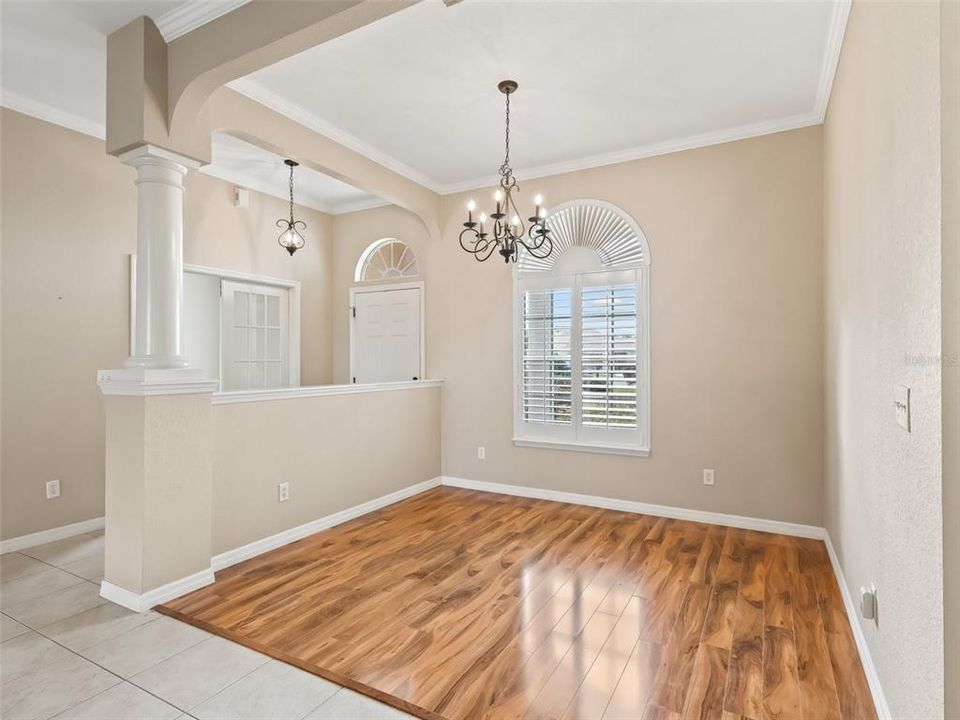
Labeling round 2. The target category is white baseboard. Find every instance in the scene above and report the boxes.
[440,476,825,539]
[823,533,892,720]
[211,476,443,571]
[100,567,215,613]
[0,516,105,554]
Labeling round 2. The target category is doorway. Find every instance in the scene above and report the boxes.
[349,282,424,384]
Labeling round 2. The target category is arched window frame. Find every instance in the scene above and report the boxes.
[513,199,651,456]
[355,238,419,283]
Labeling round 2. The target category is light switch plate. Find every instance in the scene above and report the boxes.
[894,385,911,432]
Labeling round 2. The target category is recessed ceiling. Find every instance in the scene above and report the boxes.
[234,0,847,191]
[204,133,385,215]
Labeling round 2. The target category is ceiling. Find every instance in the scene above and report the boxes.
[0,0,381,214]
[235,0,848,191]
[1,0,848,197]
[205,133,387,215]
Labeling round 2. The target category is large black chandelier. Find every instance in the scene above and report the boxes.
[276,159,306,256]
[459,80,553,264]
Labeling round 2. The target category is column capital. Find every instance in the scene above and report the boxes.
[118,144,203,172]
[98,367,218,397]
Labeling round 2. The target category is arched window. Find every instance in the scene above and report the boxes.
[514,200,651,455]
[355,238,419,282]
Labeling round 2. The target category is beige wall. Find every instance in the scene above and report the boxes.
[0,108,334,540]
[211,386,441,554]
[823,2,944,717]
[430,127,824,525]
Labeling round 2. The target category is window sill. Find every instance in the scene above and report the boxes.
[512,437,650,457]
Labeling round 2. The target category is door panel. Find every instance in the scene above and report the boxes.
[352,287,421,384]
[222,280,290,391]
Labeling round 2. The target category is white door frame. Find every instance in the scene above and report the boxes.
[128,255,301,388]
[349,280,425,384]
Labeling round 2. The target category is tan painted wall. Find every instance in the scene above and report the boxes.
[210,386,441,555]
[440,127,824,525]
[823,2,944,716]
[335,126,825,525]
[0,108,334,540]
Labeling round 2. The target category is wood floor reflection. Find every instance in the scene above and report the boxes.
[159,487,877,720]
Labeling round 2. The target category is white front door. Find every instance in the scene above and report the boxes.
[221,280,290,391]
[351,286,422,384]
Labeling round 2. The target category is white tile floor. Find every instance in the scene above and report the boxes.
[0,532,414,720]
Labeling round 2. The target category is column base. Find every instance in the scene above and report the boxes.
[98,367,218,396]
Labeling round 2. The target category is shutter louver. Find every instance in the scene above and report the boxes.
[581,284,638,428]
[522,288,573,425]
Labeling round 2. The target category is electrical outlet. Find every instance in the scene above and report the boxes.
[278,482,290,503]
[45,480,61,500]
[702,469,715,486]
[477,446,486,461]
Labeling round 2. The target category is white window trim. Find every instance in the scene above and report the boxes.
[354,237,420,283]
[511,201,651,457]
[128,255,301,389]
[513,268,650,456]
[348,280,426,384]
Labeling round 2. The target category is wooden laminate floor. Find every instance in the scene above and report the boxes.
[160,487,877,720]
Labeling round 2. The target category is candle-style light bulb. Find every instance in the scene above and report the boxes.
[467,199,476,224]
[534,194,543,207]
[494,190,503,216]
[511,214,520,227]
[479,212,487,233]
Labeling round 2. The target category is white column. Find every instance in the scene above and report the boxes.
[121,145,197,369]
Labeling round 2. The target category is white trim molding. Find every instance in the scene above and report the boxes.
[0,516,104,554]
[98,368,219,397]
[0,89,105,140]
[823,533,893,720]
[813,0,852,121]
[513,437,650,457]
[211,477,442,571]
[213,378,442,405]
[440,477,824,539]
[154,0,251,42]
[100,568,215,613]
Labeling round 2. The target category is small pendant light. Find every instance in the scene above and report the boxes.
[276,159,306,256]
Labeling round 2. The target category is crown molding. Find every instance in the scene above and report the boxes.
[813,0,851,121]
[440,111,823,194]
[228,78,444,192]
[154,0,251,42]
[0,89,105,139]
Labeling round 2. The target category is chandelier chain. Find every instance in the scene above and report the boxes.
[288,162,295,221]
[499,91,511,179]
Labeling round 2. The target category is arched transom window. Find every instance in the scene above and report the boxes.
[355,238,419,282]
[514,200,651,455]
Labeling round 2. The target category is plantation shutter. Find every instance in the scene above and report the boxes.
[521,287,573,427]
[580,283,638,428]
